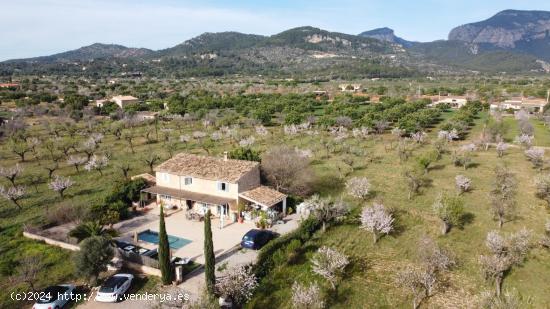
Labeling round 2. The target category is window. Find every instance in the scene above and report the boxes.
[184,177,193,185]
[162,173,169,182]
[217,182,228,192]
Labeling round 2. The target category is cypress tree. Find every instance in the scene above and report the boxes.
[158,206,173,284]
[204,209,216,295]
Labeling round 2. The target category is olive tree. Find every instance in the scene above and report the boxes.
[74,236,114,286]
[490,165,517,228]
[404,166,427,200]
[432,193,465,235]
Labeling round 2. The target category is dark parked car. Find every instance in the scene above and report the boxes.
[240,229,276,250]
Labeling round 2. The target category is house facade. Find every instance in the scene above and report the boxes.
[112,95,139,108]
[430,97,468,109]
[490,97,548,114]
[141,152,287,222]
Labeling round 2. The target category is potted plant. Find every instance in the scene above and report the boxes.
[237,202,246,223]
[255,212,268,229]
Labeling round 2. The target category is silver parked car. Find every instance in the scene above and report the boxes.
[95,273,134,303]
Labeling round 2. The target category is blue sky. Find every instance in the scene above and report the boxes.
[1,0,550,61]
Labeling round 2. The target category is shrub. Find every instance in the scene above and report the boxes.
[254,218,320,278]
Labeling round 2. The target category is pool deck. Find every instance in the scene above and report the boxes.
[117,208,255,264]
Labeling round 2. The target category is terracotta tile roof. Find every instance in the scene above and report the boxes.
[154,153,259,183]
[131,173,156,186]
[112,95,138,101]
[240,186,286,207]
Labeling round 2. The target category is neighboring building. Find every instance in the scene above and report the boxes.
[338,84,361,92]
[312,90,328,100]
[490,97,548,114]
[95,99,108,108]
[141,153,287,223]
[112,95,139,108]
[134,111,159,121]
[0,83,19,88]
[430,96,468,109]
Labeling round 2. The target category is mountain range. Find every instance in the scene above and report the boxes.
[3,9,550,77]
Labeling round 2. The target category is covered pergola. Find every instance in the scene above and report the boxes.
[239,186,287,215]
[140,185,235,210]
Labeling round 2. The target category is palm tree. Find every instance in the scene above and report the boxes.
[69,221,118,243]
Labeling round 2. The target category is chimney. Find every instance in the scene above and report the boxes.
[223,151,228,161]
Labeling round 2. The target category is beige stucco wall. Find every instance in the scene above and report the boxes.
[155,171,239,200]
[114,99,138,108]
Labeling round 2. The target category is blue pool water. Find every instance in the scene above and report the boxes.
[138,230,191,249]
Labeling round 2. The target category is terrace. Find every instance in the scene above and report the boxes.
[116,206,262,264]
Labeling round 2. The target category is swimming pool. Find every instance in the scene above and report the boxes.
[138,230,191,249]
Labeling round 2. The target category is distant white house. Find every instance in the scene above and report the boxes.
[95,95,139,109]
[112,95,139,108]
[490,97,548,114]
[430,97,468,109]
[95,99,107,108]
[338,84,361,92]
[134,111,159,121]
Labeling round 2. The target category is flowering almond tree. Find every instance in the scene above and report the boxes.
[305,195,350,232]
[0,164,23,186]
[49,175,74,198]
[515,134,533,149]
[411,131,427,144]
[85,155,109,175]
[455,175,472,195]
[311,246,349,290]
[524,148,545,170]
[360,203,394,243]
[255,125,268,136]
[292,281,324,309]
[215,265,258,305]
[67,155,87,172]
[496,142,508,158]
[534,174,550,207]
[0,185,26,209]
[480,229,531,297]
[346,177,371,200]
